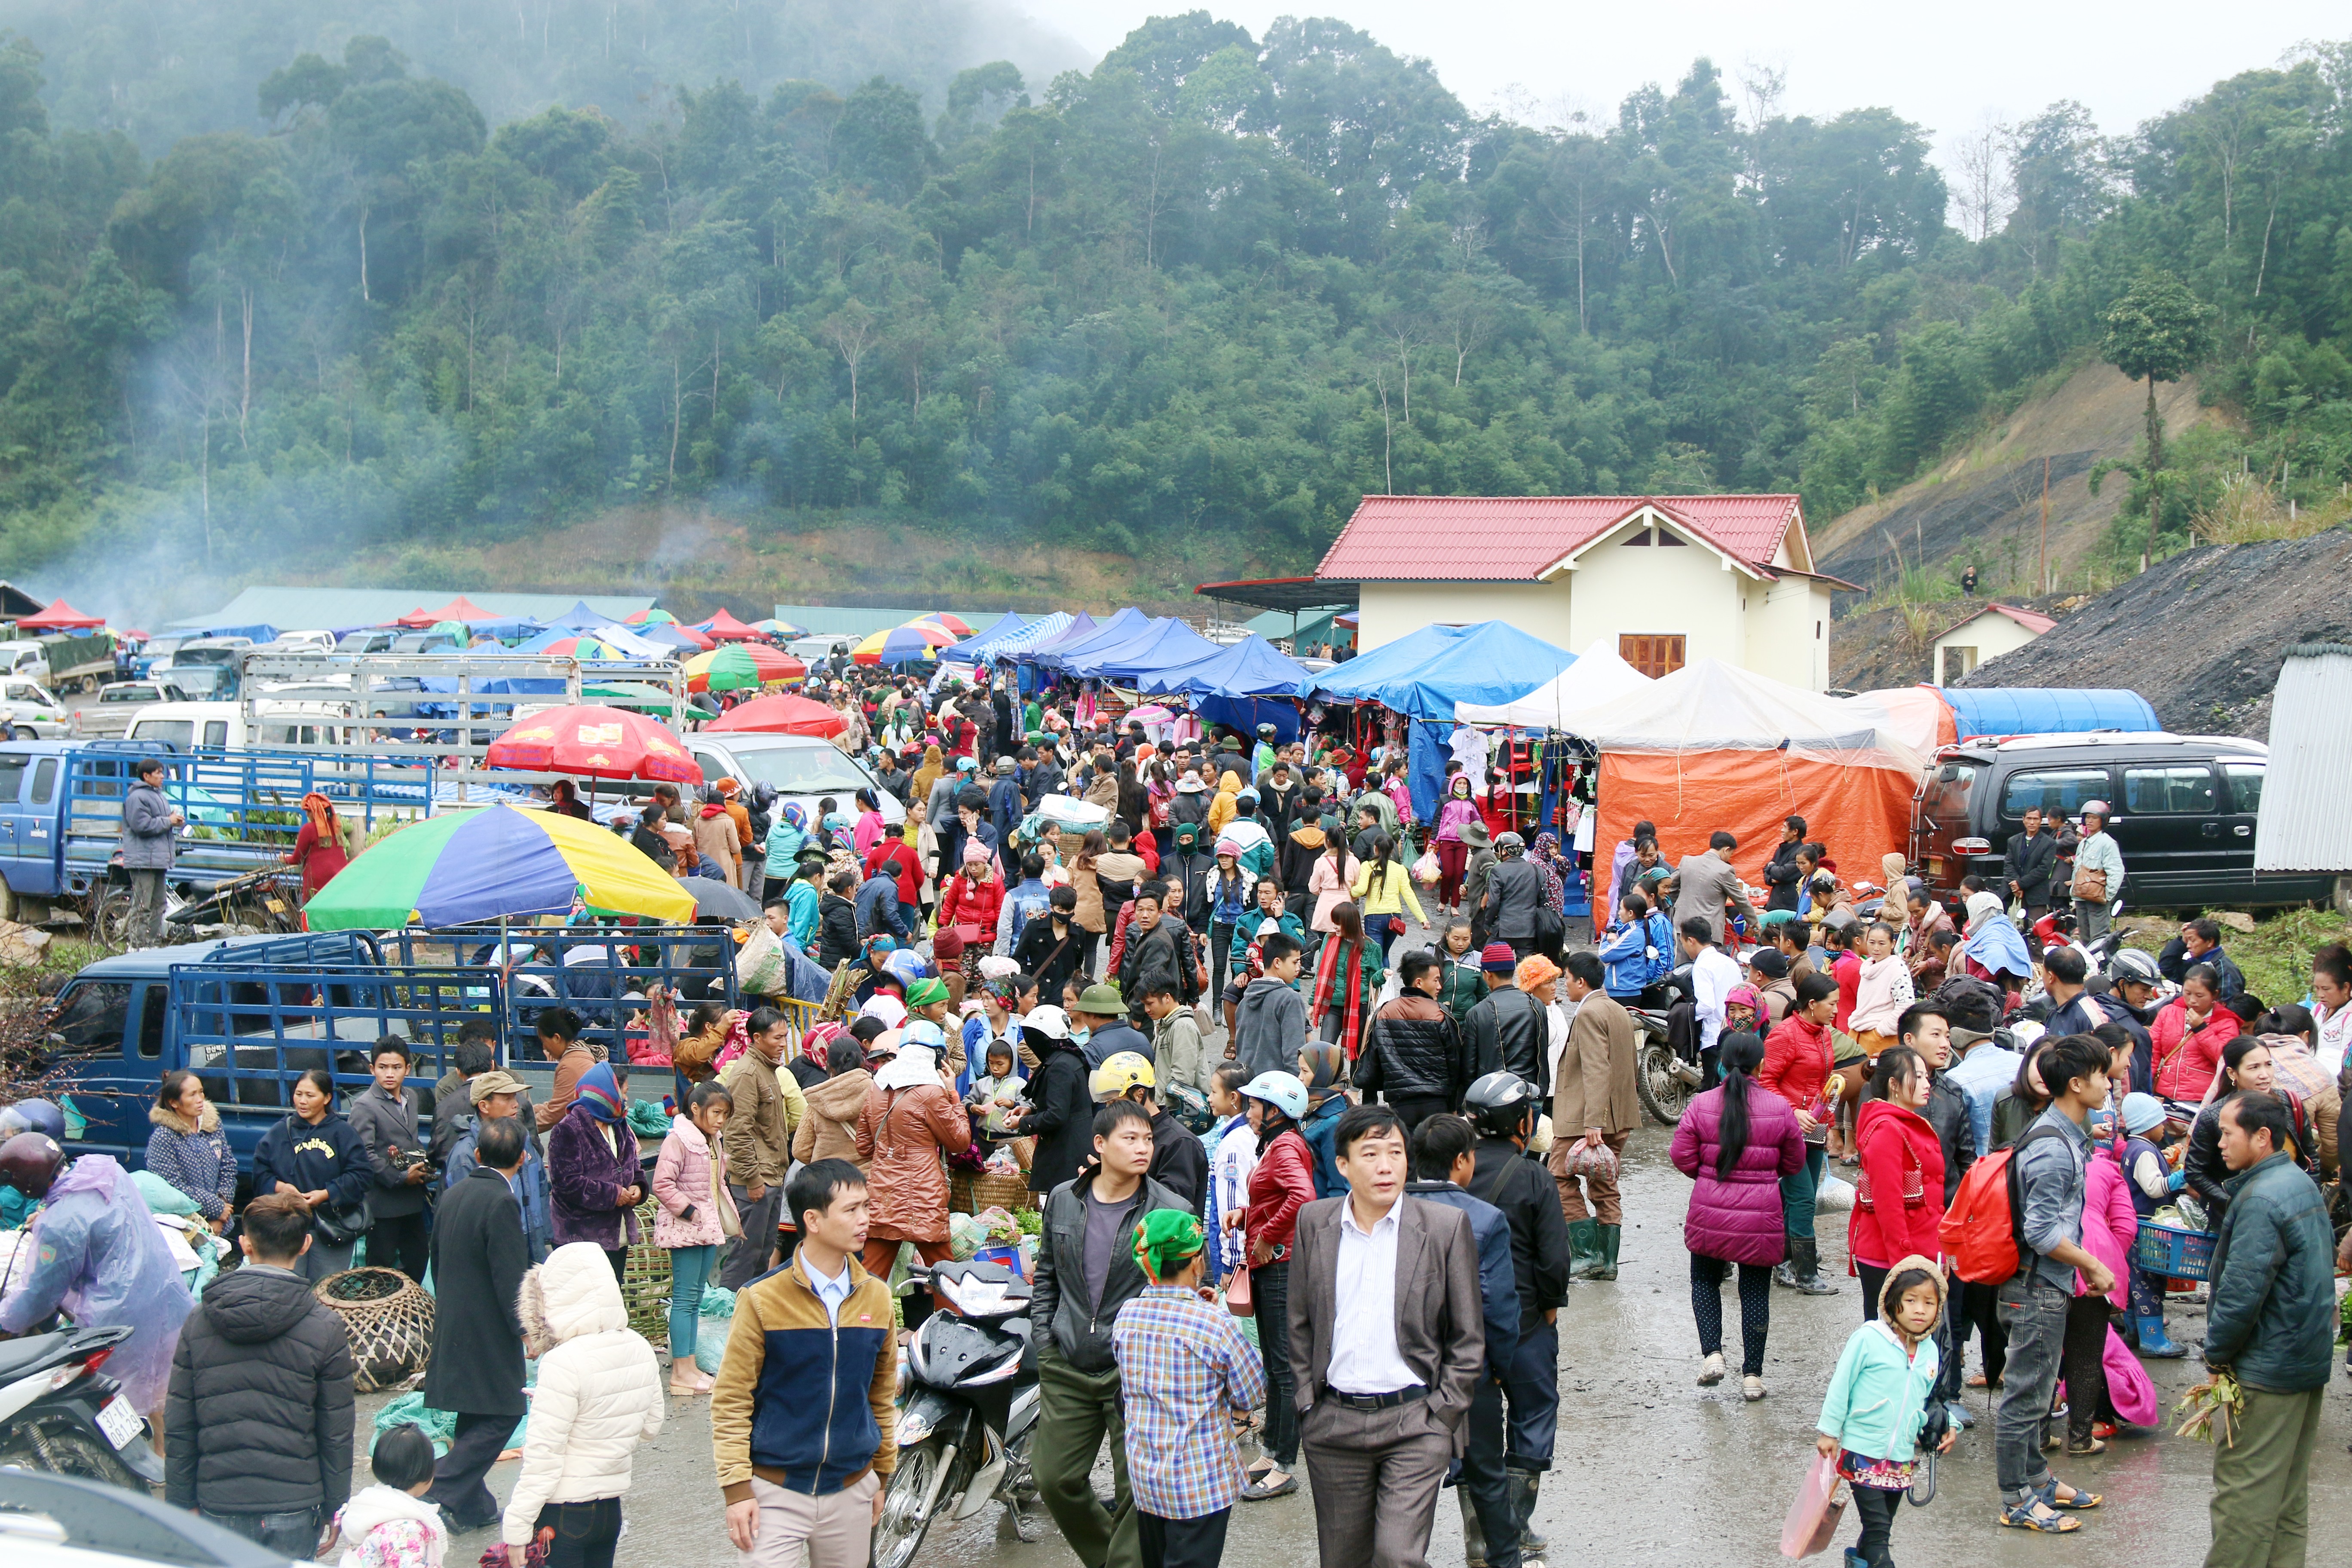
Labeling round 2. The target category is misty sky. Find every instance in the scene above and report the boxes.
[1014,0,2343,158]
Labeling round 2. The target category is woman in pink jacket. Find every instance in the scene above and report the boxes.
[1670,1031,1805,1400]
[651,1081,738,1396]
[1430,776,1482,914]
[1306,833,1361,939]
[2061,1120,2140,1452]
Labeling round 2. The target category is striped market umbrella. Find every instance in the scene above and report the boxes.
[483,705,703,784]
[623,609,680,626]
[909,612,975,635]
[533,634,634,660]
[304,803,695,929]
[751,619,805,638]
[685,643,802,691]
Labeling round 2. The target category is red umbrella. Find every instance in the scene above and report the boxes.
[695,608,764,642]
[484,705,704,784]
[703,693,849,738]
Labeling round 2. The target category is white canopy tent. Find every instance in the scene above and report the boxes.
[1453,638,1654,728]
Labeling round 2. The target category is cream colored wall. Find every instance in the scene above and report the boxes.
[1742,577,1833,691]
[1351,546,1837,690]
[1559,541,1746,665]
[1930,613,2042,680]
[1355,581,1577,652]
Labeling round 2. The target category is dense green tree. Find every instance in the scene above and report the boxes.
[2101,268,2216,474]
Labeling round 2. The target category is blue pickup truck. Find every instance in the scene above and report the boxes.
[50,925,740,1176]
[0,741,441,925]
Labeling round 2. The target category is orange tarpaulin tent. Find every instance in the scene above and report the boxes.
[1569,660,1926,895]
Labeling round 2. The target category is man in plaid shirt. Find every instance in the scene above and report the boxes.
[1110,1210,1267,1568]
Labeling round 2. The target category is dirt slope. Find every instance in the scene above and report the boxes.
[1813,361,2220,600]
[1953,533,2352,740]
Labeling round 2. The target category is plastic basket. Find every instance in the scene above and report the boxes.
[2132,1221,2215,1282]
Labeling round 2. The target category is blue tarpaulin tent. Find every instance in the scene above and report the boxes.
[1080,619,1223,681]
[1940,686,2161,739]
[1033,608,1152,669]
[1302,622,1576,820]
[1139,634,1311,697]
[1018,612,1099,660]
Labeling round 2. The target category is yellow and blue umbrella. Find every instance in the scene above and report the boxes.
[304,803,695,930]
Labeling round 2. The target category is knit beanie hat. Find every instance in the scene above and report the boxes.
[1480,941,1518,974]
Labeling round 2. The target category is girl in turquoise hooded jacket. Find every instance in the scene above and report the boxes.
[1815,1256,1953,1562]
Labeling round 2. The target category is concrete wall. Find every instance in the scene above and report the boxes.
[1742,577,1834,691]
[1931,613,2042,684]
[1351,540,1839,690]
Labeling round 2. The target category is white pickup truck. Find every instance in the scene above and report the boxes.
[0,678,67,738]
[66,678,189,740]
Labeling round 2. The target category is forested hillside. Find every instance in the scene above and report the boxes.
[0,13,2346,605]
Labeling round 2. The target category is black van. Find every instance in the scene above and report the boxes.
[1910,733,2343,912]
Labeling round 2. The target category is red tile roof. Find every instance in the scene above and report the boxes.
[1985,603,2057,634]
[1314,494,1803,582]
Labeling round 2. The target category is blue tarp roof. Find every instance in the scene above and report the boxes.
[1139,634,1311,697]
[940,611,1032,662]
[1034,609,1152,667]
[1300,622,1576,722]
[1941,686,2161,739]
[550,601,620,630]
[1083,619,1222,680]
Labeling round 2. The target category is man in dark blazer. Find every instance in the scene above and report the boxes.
[1287,1102,1484,1568]
[423,1116,533,1533]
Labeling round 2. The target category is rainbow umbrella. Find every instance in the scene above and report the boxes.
[304,803,695,930]
[751,619,805,638]
[853,623,958,665]
[533,634,631,660]
[623,609,680,625]
[909,612,975,636]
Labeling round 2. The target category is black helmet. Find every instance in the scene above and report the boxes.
[1462,1071,1537,1139]
[0,1132,64,1199]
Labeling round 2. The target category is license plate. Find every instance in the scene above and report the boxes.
[95,1395,142,1450]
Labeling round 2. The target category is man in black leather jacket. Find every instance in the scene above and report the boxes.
[2003,808,2057,921]
[1762,815,1806,913]
[1356,950,1472,1128]
[1480,834,1546,959]
[1464,948,1552,1100]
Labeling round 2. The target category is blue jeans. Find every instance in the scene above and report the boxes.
[1779,1143,1827,1239]
[1994,1272,2070,1503]
[668,1243,717,1357]
[1364,913,1399,959]
[202,1508,318,1558]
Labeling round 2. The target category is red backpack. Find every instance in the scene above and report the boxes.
[1939,1124,2067,1285]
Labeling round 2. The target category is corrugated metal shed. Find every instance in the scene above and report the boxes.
[773,604,1015,636]
[2254,643,2352,873]
[174,587,655,629]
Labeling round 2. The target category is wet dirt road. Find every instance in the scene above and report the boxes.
[360,1123,2352,1568]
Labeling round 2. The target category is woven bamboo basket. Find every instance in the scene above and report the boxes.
[621,1197,673,1348]
[315,1268,435,1393]
[950,1169,1036,1215]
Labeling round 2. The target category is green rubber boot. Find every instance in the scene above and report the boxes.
[1565,1218,1602,1279]
[1459,1486,1487,1568]
[1586,1223,1621,1281]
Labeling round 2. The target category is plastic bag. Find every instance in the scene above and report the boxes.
[131,1169,200,1216]
[1410,849,1440,884]
[1779,1450,1846,1558]
[692,1286,738,1377]
[1561,1137,1619,1182]
[736,920,789,996]
[0,1155,192,1415]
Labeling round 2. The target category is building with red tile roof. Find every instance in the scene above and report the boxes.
[1313,494,1854,691]
[1928,602,2057,684]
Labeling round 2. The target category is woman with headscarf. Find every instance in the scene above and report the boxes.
[908,743,947,815]
[1957,888,2032,992]
[284,791,351,898]
[852,788,888,859]
[547,1061,643,1281]
[1206,771,1242,838]
[763,802,809,885]
[1531,831,1573,922]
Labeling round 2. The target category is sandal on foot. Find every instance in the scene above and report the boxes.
[1998,1501,2079,1533]
[2064,1438,2107,1456]
[1966,1373,2002,1390]
[2043,1482,2101,1510]
[1240,1471,1298,1501]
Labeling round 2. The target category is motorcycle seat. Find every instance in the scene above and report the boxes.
[0,1330,70,1384]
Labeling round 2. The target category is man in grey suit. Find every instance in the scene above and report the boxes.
[1287,1102,1485,1568]
[1672,830,1743,943]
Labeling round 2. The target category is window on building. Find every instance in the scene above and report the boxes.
[1619,634,1686,679]
[1941,646,1979,684]
[1620,528,1652,546]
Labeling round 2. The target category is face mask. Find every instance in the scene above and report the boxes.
[1069,1027,1091,1048]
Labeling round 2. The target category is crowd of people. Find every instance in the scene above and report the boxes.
[0,653,2346,1568]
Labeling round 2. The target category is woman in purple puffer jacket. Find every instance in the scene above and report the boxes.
[547,1061,645,1282]
[1669,1029,1806,1401]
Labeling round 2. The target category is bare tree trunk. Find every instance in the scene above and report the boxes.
[2253,186,2279,298]
[239,288,253,449]
[358,204,372,303]
[669,356,683,485]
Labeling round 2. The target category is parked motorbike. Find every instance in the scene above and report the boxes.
[0,1324,163,1490]
[1631,963,1701,1127]
[872,1259,1041,1568]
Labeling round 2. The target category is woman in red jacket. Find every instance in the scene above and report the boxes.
[936,845,1005,943]
[1849,1046,1947,1320]
[2150,966,2241,1100]
[864,830,925,925]
[1231,1070,1315,1501]
[283,792,350,899]
[1758,972,1839,1295]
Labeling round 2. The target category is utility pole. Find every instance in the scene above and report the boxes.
[2038,455,2050,595]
